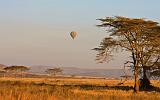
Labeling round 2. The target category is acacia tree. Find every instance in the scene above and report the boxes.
[139,39,160,88]
[46,68,63,76]
[93,16,160,92]
[4,66,30,77]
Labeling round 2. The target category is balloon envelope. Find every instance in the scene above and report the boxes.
[70,31,77,39]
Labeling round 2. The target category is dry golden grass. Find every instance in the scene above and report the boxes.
[0,77,159,100]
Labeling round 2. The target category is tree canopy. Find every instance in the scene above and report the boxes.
[46,67,63,76]
[93,16,160,92]
[4,66,30,73]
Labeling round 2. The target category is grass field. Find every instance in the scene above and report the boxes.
[0,77,159,100]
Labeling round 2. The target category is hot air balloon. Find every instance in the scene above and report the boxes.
[70,31,77,39]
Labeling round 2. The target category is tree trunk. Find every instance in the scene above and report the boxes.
[132,52,139,93]
[134,65,139,93]
[140,67,151,89]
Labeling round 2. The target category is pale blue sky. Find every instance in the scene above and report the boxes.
[0,0,159,68]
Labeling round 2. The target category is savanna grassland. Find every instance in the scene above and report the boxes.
[0,78,159,100]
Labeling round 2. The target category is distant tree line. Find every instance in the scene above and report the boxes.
[0,65,63,78]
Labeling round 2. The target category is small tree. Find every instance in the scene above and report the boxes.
[46,67,63,77]
[4,66,30,77]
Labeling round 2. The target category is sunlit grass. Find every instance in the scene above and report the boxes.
[0,77,159,100]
